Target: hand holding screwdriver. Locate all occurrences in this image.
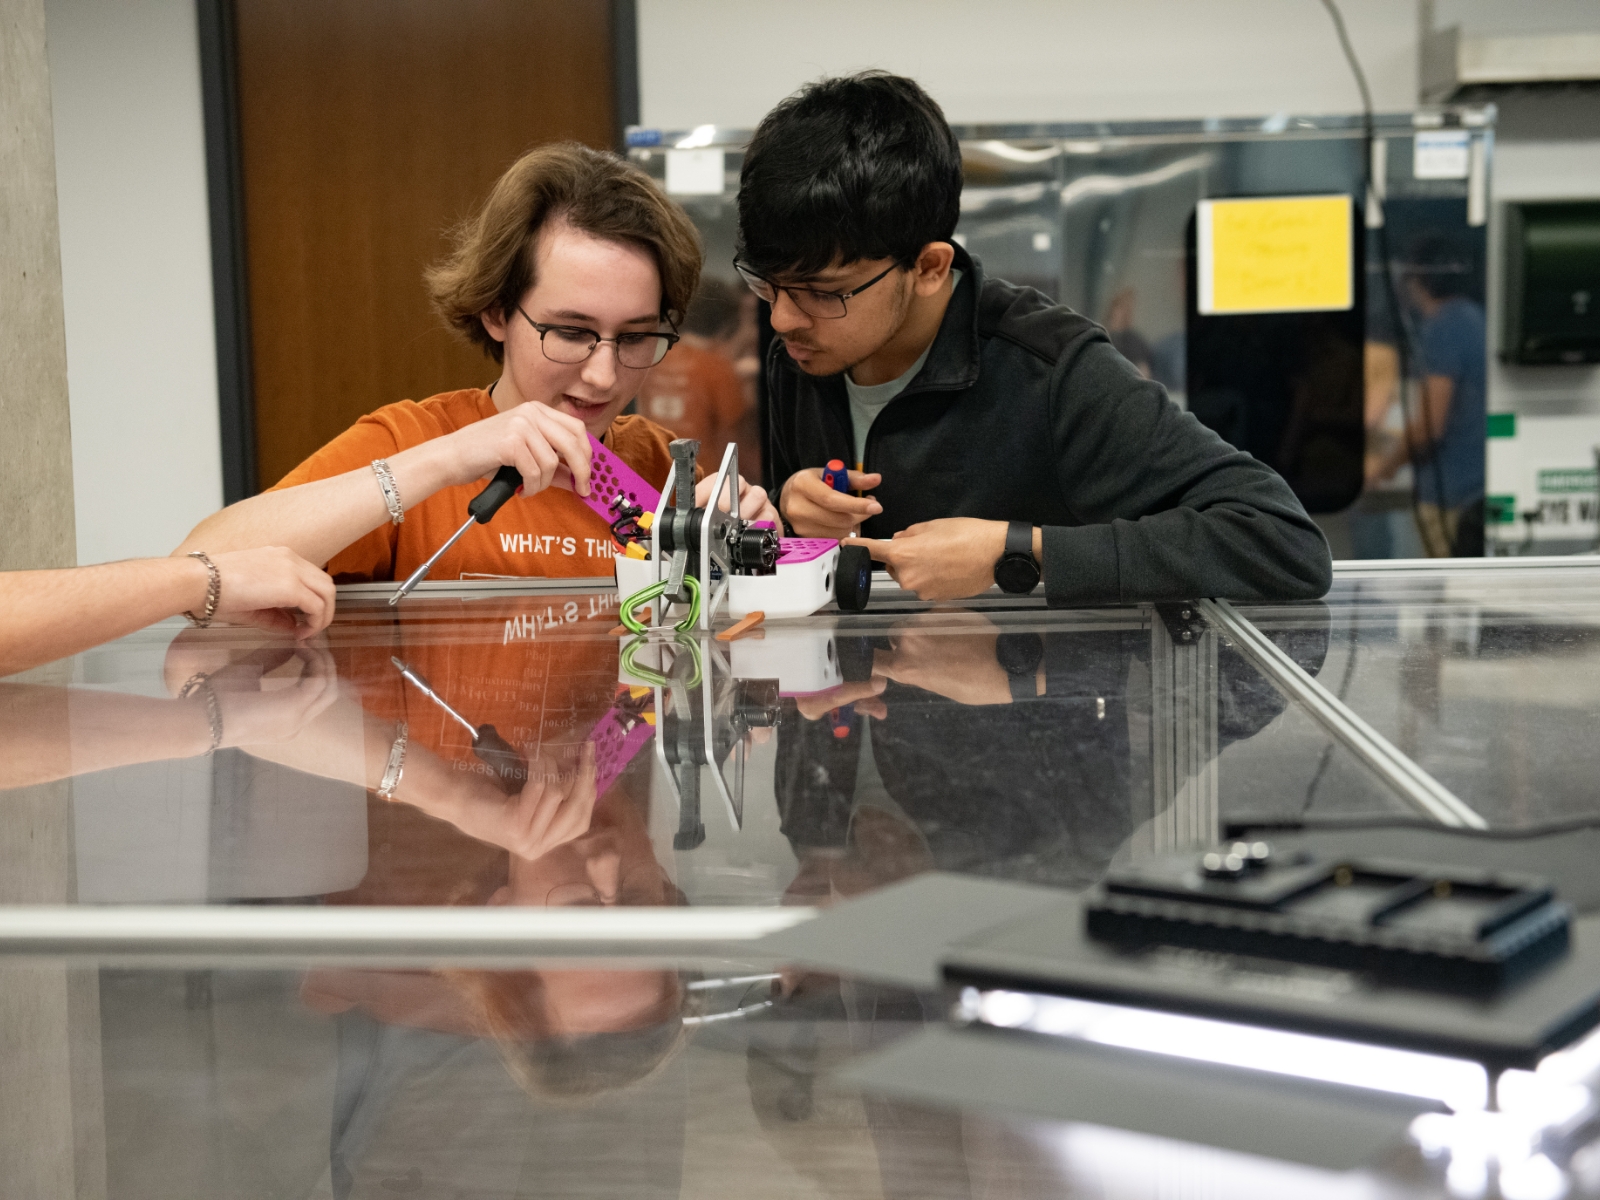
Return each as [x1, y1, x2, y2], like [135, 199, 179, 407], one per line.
[390, 465, 524, 604]
[389, 403, 596, 603]
[779, 466, 883, 540]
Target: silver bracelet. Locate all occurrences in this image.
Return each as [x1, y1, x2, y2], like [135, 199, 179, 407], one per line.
[178, 672, 224, 753]
[377, 721, 408, 800]
[184, 551, 221, 627]
[372, 459, 405, 525]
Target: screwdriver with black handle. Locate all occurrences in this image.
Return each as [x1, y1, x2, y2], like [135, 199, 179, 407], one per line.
[391, 657, 529, 794]
[389, 465, 522, 605]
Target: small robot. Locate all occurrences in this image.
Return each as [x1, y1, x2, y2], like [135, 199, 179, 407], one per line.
[581, 436, 873, 628]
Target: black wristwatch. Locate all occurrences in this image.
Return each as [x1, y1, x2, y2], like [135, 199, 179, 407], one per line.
[996, 631, 1045, 702]
[993, 521, 1041, 595]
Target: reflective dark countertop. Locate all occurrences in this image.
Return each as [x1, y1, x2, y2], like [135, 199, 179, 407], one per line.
[6, 561, 1600, 1199]
[0, 581, 1417, 911]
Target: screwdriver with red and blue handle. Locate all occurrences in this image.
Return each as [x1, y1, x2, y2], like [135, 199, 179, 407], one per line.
[821, 458, 852, 495]
[389, 465, 523, 605]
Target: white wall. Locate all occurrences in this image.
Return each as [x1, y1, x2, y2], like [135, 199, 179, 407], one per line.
[45, 0, 222, 565]
[638, 0, 1420, 130]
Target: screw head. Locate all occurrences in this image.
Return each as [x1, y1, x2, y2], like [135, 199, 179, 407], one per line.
[1201, 850, 1248, 879]
[1227, 840, 1272, 867]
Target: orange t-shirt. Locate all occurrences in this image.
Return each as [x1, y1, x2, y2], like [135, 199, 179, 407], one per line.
[633, 343, 746, 457]
[269, 388, 686, 584]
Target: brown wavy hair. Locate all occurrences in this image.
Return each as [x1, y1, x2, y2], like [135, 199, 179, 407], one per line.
[426, 142, 703, 363]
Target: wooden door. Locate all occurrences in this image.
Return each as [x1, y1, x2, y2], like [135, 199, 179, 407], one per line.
[235, 0, 615, 489]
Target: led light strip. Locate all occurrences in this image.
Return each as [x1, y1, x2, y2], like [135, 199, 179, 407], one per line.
[961, 986, 1490, 1111]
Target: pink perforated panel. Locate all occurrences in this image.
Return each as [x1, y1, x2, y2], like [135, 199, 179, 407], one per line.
[775, 538, 835, 564]
[586, 692, 656, 798]
[572, 434, 838, 563]
[579, 434, 656, 528]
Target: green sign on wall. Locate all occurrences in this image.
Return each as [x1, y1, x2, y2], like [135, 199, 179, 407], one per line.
[1538, 468, 1600, 494]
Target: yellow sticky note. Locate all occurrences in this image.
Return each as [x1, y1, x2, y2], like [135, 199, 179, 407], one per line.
[1198, 195, 1353, 315]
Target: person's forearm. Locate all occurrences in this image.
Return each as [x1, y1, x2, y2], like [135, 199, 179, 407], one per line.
[1045, 343, 1331, 605]
[241, 697, 506, 819]
[1040, 499, 1330, 605]
[1393, 377, 1454, 467]
[0, 558, 213, 677]
[0, 685, 213, 788]
[174, 441, 461, 566]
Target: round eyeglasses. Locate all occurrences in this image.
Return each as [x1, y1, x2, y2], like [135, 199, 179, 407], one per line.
[517, 306, 679, 368]
[732, 258, 898, 320]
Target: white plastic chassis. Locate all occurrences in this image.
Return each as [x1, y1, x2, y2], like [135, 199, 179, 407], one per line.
[612, 443, 841, 626]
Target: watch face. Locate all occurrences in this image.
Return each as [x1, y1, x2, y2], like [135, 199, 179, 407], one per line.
[995, 553, 1040, 594]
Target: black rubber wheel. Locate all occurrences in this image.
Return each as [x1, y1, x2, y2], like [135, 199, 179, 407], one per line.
[834, 544, 872, 613]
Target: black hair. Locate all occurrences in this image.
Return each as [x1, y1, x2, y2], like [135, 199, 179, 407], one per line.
[737, 71, 963, 279]
[1406, 233, 1472, 300]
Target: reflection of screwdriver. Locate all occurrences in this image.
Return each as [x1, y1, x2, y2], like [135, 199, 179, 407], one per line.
[827, 703, 855, 740]
[389, 465, 523, 605]
[391, 656, 529, 793]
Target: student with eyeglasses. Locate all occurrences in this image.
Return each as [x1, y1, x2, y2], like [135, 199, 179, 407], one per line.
[740, 73, 1332, 605]
[179, 143, 776, 586]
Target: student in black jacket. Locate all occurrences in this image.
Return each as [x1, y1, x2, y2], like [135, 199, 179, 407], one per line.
[734, 72, 1332, 605]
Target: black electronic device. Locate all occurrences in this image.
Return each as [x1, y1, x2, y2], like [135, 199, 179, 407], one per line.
[993, 522, 1042, 595]
[1087, 842, 1570, 995]
[1502, 201, 1600, 365]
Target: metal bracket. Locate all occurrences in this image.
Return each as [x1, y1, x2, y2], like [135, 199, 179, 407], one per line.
[1154, 601, 1209, 645]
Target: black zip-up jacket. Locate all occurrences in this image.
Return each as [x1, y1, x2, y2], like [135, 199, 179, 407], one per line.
[765, 247, 1333, 605]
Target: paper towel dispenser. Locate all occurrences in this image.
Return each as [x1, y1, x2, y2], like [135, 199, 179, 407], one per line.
[1502, 201, 1600, 365]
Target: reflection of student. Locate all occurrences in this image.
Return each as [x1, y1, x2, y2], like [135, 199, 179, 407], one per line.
[0, 640, 338, 791]
[633, 277, 756, 473]
[284, 620, 689, 1199]
[774, 612, 1328, 894]
[155, 615, 691, 1192]
[308, 829, 688, 1200]
[1367, 237, 1487, 556]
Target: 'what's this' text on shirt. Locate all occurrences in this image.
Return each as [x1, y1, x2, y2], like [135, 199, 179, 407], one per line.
[268, 388, 688, 584]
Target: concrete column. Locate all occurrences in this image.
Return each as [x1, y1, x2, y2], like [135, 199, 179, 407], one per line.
[0, 774, 108, 1200]
[1, 0, 76, 572]
[0, 7, 103, 1198]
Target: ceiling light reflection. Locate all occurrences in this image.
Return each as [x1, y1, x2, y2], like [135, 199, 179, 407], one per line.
[674, 125, 716, 150]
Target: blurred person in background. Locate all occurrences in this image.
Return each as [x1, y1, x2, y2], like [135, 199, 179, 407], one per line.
[1366, 235, 1487, 557]
[633, 276, 761, 477]
[1102, 286, 1154, 379]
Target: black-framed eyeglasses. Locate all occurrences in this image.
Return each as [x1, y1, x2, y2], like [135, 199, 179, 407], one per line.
[517, 306, 679, 368]
[732, 257, 898, 319]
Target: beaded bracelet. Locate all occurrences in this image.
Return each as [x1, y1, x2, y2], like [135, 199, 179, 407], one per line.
[184, 551, 221, 628]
